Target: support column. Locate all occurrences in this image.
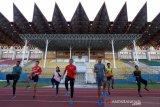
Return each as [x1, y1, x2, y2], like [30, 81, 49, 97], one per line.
[131, 49, 135, 61]
[43, 39, 49, 68]
[56, 51, 57, 62]
[27, 50, 31, 62]
[70, 47, 72, 59]
[111, 40, 116, 68]
[12, 49, 17, 60]
[22, 39, 28, 66]
[88, 47, 90, 63]
[133, 40, 139, 62]
[42, 51, 44, 60]
[146, 49, 151, 61]
[0, 49, 3, 59]
[117, 52, 120, 60]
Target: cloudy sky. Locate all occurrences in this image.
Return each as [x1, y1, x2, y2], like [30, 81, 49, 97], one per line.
[0, 0, 159, 22]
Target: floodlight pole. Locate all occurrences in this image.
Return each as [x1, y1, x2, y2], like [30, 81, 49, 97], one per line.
[43, 39, 49, 68]
[22, 39, 28, 66]
[133, 39, 139, 63]
[111, 39, 116, 68]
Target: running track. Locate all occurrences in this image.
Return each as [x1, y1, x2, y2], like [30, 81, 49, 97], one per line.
[0, 87, 160, 107]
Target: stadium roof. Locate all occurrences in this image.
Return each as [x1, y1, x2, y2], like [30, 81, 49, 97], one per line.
[20, 34, 140, 51]
[0, 3, 160, 51]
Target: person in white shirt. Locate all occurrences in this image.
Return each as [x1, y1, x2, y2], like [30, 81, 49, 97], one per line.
[51, 66, 61, 96]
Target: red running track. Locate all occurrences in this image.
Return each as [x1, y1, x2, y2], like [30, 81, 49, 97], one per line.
[0, 87, 160, 107]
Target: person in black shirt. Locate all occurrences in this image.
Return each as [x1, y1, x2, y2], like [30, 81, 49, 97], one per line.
[133, 65, 149, 97]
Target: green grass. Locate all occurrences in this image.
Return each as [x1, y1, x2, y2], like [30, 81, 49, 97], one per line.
[113, 84, 160, 88]
[0, 81, 160, 89]
[139, 59, 160, 66]
[0, 81, 51, 87]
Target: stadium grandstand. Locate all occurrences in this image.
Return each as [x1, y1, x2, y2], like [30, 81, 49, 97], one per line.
[0, 2, 160, 84]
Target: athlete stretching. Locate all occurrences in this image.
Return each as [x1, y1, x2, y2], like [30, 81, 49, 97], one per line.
[26, 61, 42, 99]
[94, 57, 107, 106]
[63, 59, 76, 104]
[4, 61, 22, 99]
[105, 63, 114, 95]
[133, 65, 149, 97]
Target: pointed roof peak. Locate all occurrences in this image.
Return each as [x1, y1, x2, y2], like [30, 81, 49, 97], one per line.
[13, 3, 16, 7]
[93, 2, 109, 22]
[55, 2, 58, 7]
[78, 2, 82, 5]
[102, 2, 106, 7]
[13, 3, 20, 12]
[71, 2, 88, 21]
[77, 2, 83, 9]
[52, 2, 67, 22]
[124, 2, 127, 5]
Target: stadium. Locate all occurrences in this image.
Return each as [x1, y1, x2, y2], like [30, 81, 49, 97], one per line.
[0, 0, 160, 107]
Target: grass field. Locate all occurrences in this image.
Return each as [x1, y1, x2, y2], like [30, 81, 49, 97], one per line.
[0, 81, 160, 88]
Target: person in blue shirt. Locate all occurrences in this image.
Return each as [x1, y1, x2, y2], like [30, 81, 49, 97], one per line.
[4, 61, 22, 99]
[94, 57, 107, 106]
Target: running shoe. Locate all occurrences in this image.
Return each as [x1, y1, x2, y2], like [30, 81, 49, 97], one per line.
[65, 91, 69, 96]
[4, 83, 10, 88]
[10, 95, 16, 100]
[111, 86, 114, 89]
[98, 99, 103, 106]
[26, 85, 31, 89]
[69, 98, 74, 104]
[144, 88, 149, 91]
[102, 91, 107, 98]
[33, 96, 36, 99]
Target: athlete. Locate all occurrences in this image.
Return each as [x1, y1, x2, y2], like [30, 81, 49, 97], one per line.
[26, 61, 42, 99]
[94, 57, 107, 106]
[4, 61, 22, 99]
[133, 65, 149, 97]
[62, 59, 76, 104]
[51, 66, 61, 96]
[105, 63, 114, 95]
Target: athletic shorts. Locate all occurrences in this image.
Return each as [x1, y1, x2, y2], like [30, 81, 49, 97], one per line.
[107, 76, 113, 81]
[7, 74, 20, 81]
[51, 78, 60, 84]
[31, 75, 39, 82]
[96, 76, 106, 88]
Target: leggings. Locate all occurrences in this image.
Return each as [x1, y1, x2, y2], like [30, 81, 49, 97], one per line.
[136, 78, 147, 92]
[65, 76, 75, 98]
[6, 74, 19, 95]
[51, 78, 60, 95]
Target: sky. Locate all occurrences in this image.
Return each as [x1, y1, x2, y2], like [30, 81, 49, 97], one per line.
[0, 0, 159, 22]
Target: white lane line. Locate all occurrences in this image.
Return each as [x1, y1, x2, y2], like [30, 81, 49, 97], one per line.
[0, 100, 159, 105]
[0, 90, 159, 94]
[0, 100, 97, 103]
[1, 88, 160, 91]
[0, 94, 160, 98]
[142, 102, 160, 105]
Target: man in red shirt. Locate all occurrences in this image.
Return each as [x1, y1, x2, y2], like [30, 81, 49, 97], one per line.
[26, 61, 42, 99]
[63, 59, 76, 104]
